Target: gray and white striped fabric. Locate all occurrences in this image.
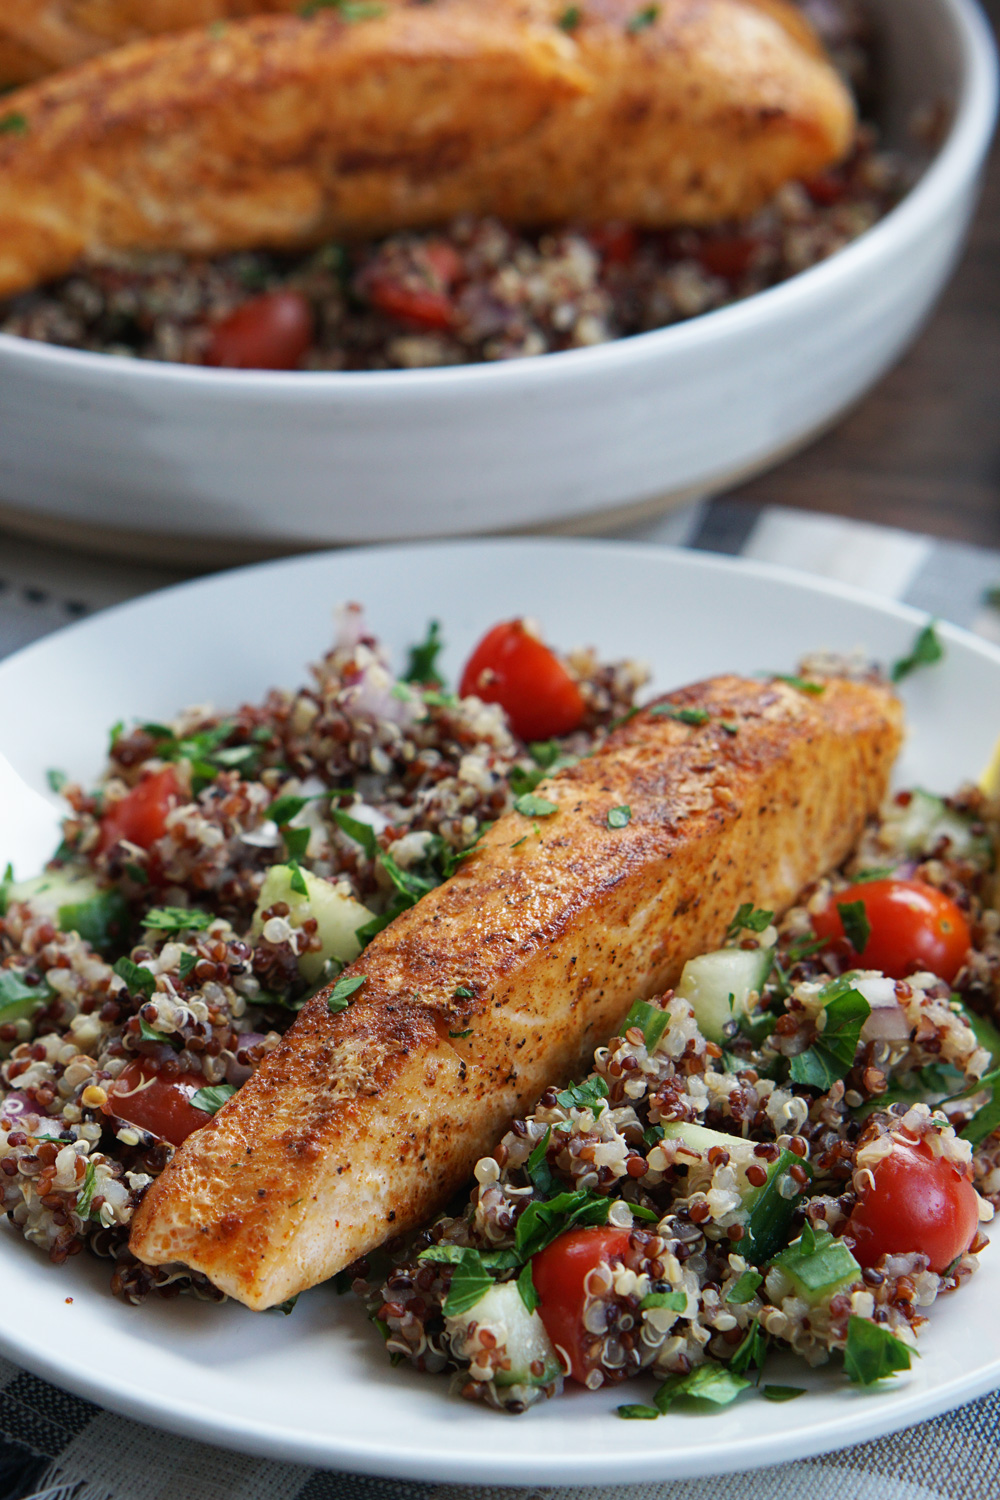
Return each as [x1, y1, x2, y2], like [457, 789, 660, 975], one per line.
[2, 500, 1000, 1500]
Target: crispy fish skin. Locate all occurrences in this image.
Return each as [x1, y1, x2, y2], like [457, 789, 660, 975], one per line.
[129, 674, 901, 1310]
[0, 0, 855, 298]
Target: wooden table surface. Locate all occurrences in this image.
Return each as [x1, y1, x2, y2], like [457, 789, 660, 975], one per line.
[729, 0, 1000, 549]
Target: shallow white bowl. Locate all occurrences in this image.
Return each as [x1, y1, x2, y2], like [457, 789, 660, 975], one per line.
[0, 0, 995, 557]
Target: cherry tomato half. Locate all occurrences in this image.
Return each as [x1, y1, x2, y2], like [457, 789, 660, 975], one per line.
[367, 277, 455, 331]
[696, 236, 760, 280]
[587, 224, 639, 266]
[458, 620, 585, 741]
[812, 878, 971, 983]
[204, 291, 313, 370]
[531, 1227, 631, 1383]
[846, 1135, 979, 1273]
[103, 1060, 213, 1148]
[98, 766, 181, 854]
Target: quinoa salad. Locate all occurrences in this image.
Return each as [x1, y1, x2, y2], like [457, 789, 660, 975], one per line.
[0, 0, 916, 371]
[2, 611, 998, 1421]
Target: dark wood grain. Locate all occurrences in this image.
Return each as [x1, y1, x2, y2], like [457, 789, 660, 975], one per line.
[728, 0, 1000, 547]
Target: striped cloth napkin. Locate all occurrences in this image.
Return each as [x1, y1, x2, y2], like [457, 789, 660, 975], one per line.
[2, 500, 1000, 1500]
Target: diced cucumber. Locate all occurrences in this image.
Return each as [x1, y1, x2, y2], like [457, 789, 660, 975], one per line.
[252, 865, 376, 982]
[445, 1281, 562, 1388]
[661, 1121, 811, 1265]
[893, 789, 992, 864]
[675, 946, 774, 1044]
[5, 867, 102, 919]
[2, 867, 127, 957]
[772, 1228, 860, 1303]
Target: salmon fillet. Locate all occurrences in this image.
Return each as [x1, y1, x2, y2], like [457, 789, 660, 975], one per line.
[0, 0, 855, 298]
[129, 673, 902, 1310]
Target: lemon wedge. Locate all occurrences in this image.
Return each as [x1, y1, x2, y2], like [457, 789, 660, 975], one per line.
[979, 732, 1000, 796]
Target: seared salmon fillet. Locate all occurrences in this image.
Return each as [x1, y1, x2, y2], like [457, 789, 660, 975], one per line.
[0, 0, 855, 298]
[129, 673, 901, 1309]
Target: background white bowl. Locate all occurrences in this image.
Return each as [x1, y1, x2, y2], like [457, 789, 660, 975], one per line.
[0, 0, 995, 559]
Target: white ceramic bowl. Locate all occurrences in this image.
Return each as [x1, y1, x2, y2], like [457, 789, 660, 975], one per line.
[0, 0, 995, 559]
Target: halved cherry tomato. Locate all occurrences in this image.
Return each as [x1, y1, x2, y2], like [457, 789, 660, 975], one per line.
[103, 1061, 213, 1148]
[458, 620, 585, 741]
[204, 291, 313, 370]
[98, 767, 181, 854]
[367, 277, 455, 331]
[812, 878, 971, 983]
[846, 1134, 979, 1273]
[696, 236, 760, 280]
[803, 172, 848, 206]
[531, 1227, 632, 1383]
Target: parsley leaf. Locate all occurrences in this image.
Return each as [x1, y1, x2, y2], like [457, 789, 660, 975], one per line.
[626, 3, 659, 30]
[789, 978, 870, 1090]
[514, 1189, 611, 1260]
[768, 674, 825, 695]
[113, 956, 156, 998]
[190, 1083, 236, 1115]
[288, 862, 308, 897]
[607, 805, 631, 830]
[650, 703, 709, 725]
[143, 906, 212, 933]
[453, 985, 473, 999]
[891, 621, 944, 684]
[655, 1362, 750, 1409]
[640, 1290, 685, 1312]
[617, 1403, 660, 1419]
[555, 1075, 609, 1112]
[332, 807, 379, 859]
[516, 1260, 541, 1314]
[726, 1269, 763, 1304]
[449, 1028, 472, 1039]
[513, 793, 558, 818]
[283, 825, 310, 862]
[76, 1161, 99, 1219]
[0, 112, 28, 135]
[726, 903, 774, 940]
[46, 769, 67, 793]
[729, 1319, 769, 1377]
[404, 619, 444, 685]
[328, 974, 366, 1013]
[558, 3, 581, 26]
[843, 1316, 914, 1384]
[851, 866, 897, 884]
[441, 1248, 494, 1316]
[837, 899, 871, 955]
[762, 1385, 806, 1402]
[178, 953, 198, 982]
[268, 794, 312, 827]
[525, 1126, 555, 1194]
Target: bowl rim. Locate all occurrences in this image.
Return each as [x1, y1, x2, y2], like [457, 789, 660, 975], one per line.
[0, 0, 995, 396]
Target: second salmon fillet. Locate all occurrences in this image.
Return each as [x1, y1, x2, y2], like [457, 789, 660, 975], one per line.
[129, 672, 902, 1309]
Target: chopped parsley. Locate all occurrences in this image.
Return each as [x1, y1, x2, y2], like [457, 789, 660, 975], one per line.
[0, 112, 28, 135]
[453, 985, 473, 999]
[607, 804, 631, 830]
[789, 977, 870, 1090]
[891, 620, 944, 683]
[729, 1319, 769, 1377]
[617, 1403, 660, 1419]
[143, 906, 213, 933]
[178, 953, 198, 982]
[768, 673, 825, 695]
[516, 1260, 541, 1314]
[851, 866, 897, 883]
[301, 0, 386, 16]
[46, 769, 67, 793]
[514, 1189, 611, 1260]
[403, 620, 444, 684]
[558, 4, 582, 26]
[555, 1075, 609, 1112]
[268, 794, 312, 827]
[328, 974, 366, 1013]
[190, 1083, 237, 1115]
[639, 1290, 685, 1312]
[726, 1269, 763, 1304]
[525, 1126, 555, 1195]
[513, 793, 559, 818]
[626, 3, 659, 30]
[651, 703, 709, 725]
[837, 899, 871, 955]
[332, 807, 379, 859]
[762, 1385, 806, 1402]
[76, 1161, 99, 1220]
[112, 956, 156, 999]
[655, 1361, 750, 1409]
[726, 903, 774, 940]
[449, 1028, 472, 1039]
[843, 1316, 914, 1385]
